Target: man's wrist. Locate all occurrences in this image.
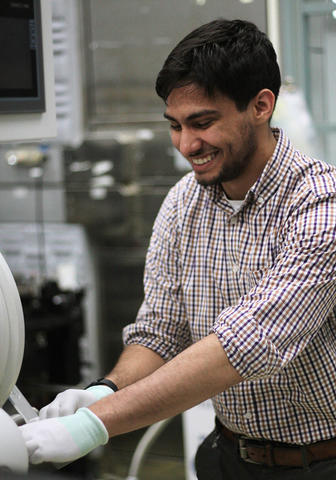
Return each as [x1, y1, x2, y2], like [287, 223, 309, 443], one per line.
[86, 384, 114, 401]
[85, 377, 119, 392]
[58, 408, 108, 456]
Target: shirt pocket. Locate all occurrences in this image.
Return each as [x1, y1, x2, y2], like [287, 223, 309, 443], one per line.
[238, 236, 277, 284]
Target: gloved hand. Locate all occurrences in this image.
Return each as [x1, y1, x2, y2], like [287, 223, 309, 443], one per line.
[19, 407, 108, 464]
[39, 385, 113, 419]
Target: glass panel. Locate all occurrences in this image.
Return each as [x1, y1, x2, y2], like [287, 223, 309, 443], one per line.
[325, 131, 336, 164]
[307, 14, 325, 122]
[305, 4, 336, 164]
[83, 0, 267, 126]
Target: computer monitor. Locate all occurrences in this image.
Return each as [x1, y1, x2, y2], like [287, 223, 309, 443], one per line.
[0, 0, 45, 114]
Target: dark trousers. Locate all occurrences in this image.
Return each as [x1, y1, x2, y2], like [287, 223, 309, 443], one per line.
[195, 427, 336, 480]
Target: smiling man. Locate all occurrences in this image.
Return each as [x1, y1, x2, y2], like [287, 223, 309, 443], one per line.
[163, 84, 276, 197]
[20, 19, 336, 480]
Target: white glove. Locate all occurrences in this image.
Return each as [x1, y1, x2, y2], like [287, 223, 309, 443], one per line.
[19, 407, 108, 465]
[39, 385, 113, 419]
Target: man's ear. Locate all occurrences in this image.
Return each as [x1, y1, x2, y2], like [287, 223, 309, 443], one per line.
[252, 89, 276, 124]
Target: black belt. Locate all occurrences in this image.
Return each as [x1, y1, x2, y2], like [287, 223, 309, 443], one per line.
[218, 422, 336, 468]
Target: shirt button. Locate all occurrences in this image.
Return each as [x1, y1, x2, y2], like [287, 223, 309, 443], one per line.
[256, 196, 264, 205]
[244, 411, 253, 420]
[230, 216, 238, 224]
[232, 263, 239, 273]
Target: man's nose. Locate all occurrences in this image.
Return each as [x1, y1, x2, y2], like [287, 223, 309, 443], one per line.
[178, 129, 202, 158]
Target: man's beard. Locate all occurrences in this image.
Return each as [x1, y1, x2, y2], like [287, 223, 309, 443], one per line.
[196, 123, 258, 187]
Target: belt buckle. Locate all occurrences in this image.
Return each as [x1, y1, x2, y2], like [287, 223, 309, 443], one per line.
[238, 436, 261, 464]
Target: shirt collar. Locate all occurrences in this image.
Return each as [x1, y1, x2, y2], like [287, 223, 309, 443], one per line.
[248, 128, 293, 206]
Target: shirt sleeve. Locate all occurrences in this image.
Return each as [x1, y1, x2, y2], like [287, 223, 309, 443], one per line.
[123, 185, 192, 361]
[213, 192, 336, 380]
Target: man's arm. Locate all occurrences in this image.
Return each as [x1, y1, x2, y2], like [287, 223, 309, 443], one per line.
[20, 333, 242, 465]
[105, 344, 165, 389]
[90, 333, 242, 437]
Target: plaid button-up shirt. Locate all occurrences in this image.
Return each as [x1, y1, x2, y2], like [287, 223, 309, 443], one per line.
[123, 128, 336, 444]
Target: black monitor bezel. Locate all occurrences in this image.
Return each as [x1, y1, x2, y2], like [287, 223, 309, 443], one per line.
[0, 0, 45, 114]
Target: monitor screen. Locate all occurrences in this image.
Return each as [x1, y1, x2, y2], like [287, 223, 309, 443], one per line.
[0, 0, 45, 114]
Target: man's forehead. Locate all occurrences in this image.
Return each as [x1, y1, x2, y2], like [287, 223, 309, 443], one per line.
[166, 84, 213, 105]
[165, 85, 230, 120]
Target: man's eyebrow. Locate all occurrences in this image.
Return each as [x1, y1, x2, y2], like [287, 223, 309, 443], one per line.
[163, 112, 176, 122]
[163, 109, 219, 122]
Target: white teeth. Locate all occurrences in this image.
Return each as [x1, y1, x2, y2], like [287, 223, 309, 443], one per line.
[192, 153, 215, 165]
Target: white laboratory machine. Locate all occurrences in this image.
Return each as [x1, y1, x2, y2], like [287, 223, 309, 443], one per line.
[0, 252, 31, 474]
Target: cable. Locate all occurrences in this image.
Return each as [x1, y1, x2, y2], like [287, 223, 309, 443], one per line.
[126, 418, 173, 480]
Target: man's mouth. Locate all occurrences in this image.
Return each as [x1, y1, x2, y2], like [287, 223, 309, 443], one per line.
[191, 151, 217, 166]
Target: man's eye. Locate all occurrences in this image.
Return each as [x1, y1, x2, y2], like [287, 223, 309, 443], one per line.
[195, 121, 211, 129]
[170, 124, 181, 131]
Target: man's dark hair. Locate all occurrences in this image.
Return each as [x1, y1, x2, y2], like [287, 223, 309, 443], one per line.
[155, 18, 281, 111]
